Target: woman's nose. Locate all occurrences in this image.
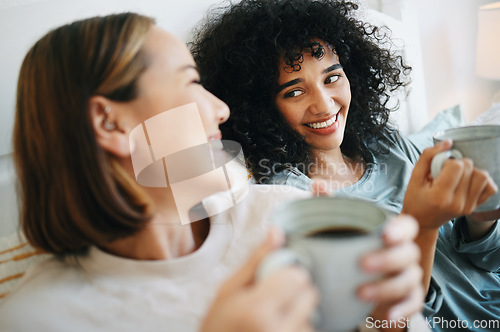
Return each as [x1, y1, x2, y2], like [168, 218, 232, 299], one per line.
[212, 93, 230, 124]
[309, 88, 333, 115]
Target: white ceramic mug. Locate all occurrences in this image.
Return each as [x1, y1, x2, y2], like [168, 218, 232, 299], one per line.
[257, 197, 390, 332]
[431, 125, 500, 212]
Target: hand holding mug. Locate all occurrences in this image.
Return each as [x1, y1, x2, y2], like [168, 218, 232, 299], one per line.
[430, 125, 500, 212]
[257, 197, 423, 332]
[428, 125, 500, 241]
[201, 228, 318, 332]
[402, 138, 497, 230]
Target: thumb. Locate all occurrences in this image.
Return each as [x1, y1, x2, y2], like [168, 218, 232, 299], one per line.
[411, 139, 452, 182]
[219, 227, 285, 296]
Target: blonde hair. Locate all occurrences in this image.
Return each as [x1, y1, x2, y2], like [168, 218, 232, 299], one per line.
[14, 13, 155, 254]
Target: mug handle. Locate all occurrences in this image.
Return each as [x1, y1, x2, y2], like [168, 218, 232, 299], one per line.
[430, 149, 463, 179]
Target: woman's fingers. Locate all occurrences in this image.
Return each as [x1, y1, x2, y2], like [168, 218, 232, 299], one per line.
[411, 139, 452, 183]
[255, 267, 318, 332]
[278, 273, 319, 332]
[474, 169, 498, 206]
[387, 285, 425, 321]
[372, 283, 425, 322]
[382, 214, 419, 246]
[460, 167, 497, 213]
[256, 267, 313, 309]
[433, 158, 466, 197]
[358, 264, 422, 303]
[358, 213, 423, 325]
[360, 242, 420, 275]
[436, 159, 497, 216]
[451, 157, 474, 201]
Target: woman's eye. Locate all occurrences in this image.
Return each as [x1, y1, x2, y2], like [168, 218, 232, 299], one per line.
[284, 90, 304, 98]
[325, 75, 340, 84]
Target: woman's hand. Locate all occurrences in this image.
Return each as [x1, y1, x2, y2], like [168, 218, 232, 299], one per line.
[200, 228, 318, 332]
[402, 140, 498, 230]
[402, 140, 497, 296]
[358, 214, 423, 332]
[311, 180, 423, 331]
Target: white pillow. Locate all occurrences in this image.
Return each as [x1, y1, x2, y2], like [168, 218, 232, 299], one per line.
[471, 104, 500, 125]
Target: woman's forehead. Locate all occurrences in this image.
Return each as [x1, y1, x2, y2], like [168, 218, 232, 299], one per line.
[142, 26, 195, 72]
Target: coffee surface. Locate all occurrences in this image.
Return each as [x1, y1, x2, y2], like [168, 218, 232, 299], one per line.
[307, 227, 367, 238]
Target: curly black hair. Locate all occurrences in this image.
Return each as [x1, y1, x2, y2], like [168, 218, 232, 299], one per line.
[190, 0, 411, 183]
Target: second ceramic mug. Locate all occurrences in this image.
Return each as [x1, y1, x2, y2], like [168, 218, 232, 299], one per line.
[431, 125, 500, 212]
[257, 196, 390, 332]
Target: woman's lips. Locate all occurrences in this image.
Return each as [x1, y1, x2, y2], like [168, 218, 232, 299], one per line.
[208, 132, 222, 141]
[303, 112, 340, 135]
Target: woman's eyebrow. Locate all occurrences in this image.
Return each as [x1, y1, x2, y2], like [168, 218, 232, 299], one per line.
[277, 78, 303, 93]
[276, 63, 342, 93]
[178, 64, 199, 73]
[322, 63, 342, 74]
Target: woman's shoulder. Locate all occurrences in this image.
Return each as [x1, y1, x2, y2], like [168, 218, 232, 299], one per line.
[0, 257, 79, 327]
[2, 256, 81, 296]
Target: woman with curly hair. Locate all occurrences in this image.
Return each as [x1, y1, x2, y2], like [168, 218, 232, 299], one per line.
[191, 0, 500, 330]
[192, 0, 409, 188]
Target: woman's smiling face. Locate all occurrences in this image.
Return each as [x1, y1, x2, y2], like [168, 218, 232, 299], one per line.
[274, 40, 351, 154]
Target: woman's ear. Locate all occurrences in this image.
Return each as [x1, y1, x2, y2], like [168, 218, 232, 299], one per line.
[88, 96, 131, 157]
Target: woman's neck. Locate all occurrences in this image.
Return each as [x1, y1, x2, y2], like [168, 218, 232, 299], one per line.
[308, 148, 365, 190]
[101, 186, 209, 261]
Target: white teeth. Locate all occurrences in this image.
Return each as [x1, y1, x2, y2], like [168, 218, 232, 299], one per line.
[307, 114, 337, 129]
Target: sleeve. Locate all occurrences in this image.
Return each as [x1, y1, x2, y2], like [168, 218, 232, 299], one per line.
[451, 217, 500, 272]
[422, 277, 444, 317]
